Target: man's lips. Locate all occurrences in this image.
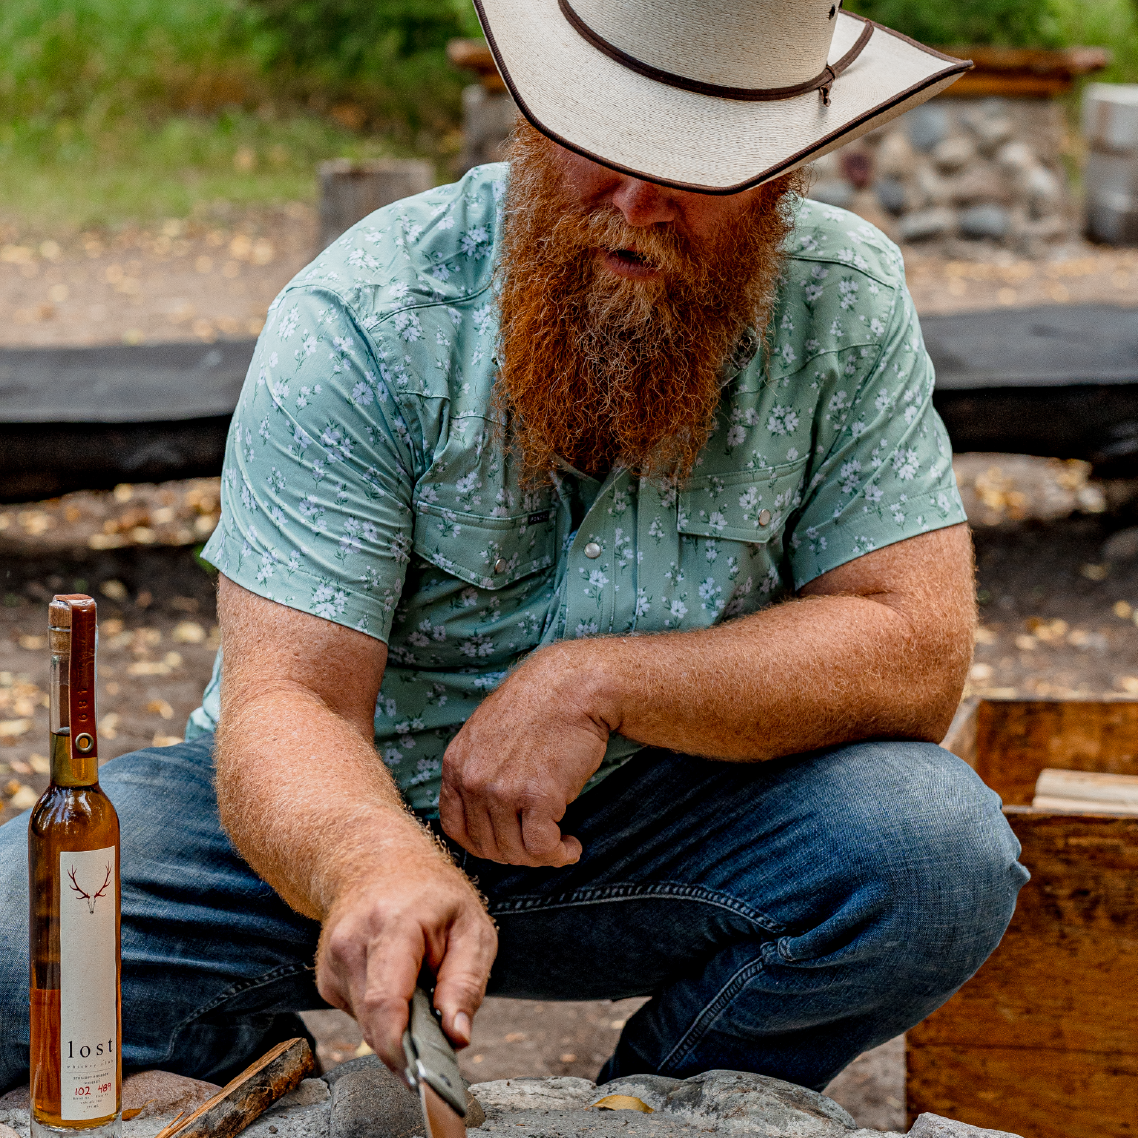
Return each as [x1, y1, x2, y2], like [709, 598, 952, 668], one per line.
[599, 246, 661, 279]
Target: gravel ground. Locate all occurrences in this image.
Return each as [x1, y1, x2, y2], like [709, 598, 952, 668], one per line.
[0, 205, 315, 349]
[1, 203, 1136, 351]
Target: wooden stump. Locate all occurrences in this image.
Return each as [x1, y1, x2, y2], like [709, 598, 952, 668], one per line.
[317, 159, 434, 253]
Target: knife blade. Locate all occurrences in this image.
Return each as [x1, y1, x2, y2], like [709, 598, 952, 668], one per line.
[402, 987, 467, 1138]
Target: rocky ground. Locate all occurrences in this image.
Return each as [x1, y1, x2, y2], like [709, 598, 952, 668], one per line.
[0, 1058, 1016, 1138]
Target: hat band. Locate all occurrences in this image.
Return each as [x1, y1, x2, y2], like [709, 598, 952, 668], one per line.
[559, 0, 874, 106]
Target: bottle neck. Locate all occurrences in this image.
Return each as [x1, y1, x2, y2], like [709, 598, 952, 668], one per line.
[49, 595, 101, 789]
[50, 729, 98, 788]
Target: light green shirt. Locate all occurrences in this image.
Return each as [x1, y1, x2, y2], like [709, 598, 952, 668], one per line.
[188, 163, 965, 814]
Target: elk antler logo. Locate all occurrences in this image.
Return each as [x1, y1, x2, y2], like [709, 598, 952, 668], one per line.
[68, 864, 112, 914]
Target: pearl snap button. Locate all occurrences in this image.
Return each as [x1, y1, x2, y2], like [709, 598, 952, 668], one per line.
[758, 509, 772, 527]
[584, 541, 602, 559]
[493, 557, 508, 574]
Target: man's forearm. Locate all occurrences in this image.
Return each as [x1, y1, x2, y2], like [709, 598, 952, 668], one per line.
[567, 589, 968, 763]
[215, 685, 441, 920]
[555, 525, 977, 763]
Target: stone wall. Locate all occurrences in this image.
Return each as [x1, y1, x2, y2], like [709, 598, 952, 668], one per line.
[809, 98, 1077, 255]
[457, 87, 1079, 257]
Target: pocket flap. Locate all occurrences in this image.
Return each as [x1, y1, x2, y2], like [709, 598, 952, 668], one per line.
[412, 502, 557, 590]
[678, 462, 807, 543]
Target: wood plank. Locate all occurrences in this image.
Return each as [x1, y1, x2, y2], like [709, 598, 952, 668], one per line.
[942, 697, 979, 769]
[153, 1038, 313, 1138]
[975, 700, 1138, 804]
[906, 1044, 1138, 1138]
[909, 812, 1138, 1052]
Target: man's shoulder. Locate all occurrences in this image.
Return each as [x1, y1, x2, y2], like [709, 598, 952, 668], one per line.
[763, 198, 910, 380]
[782, 197, 907, 293]
[275, 162, 508, 328]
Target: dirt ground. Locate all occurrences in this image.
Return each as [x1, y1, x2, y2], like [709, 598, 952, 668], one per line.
[2, 203, 1138, 350]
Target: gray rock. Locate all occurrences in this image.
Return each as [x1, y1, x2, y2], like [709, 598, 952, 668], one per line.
[1103, 526, 1138, 561]
[809, 180, 854, 209]
[470, 1077, 597, 1115]
[876, 131, 915, 180]
[995, 141, 1036, 174]
[908, 1113, 1021, 1137]
[328, 1059, 424, 1138]
[946, 164, 1010, 207]
[271, 1079, 331, 1110]
[906, 105, 950, 152]
[932, 137, 976, 174]
[898, 207, 956, 242]
[959, 205, 1011, 240]
[875, 178, 907, 215]
[605, 1069, 858, 1137]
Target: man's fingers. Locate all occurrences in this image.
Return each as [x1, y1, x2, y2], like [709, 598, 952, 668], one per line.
[520, 808, 581, 867]
[433, 912, 498, 1047]
[438, 779, 471, 849]
[353, 922, 425, 1069]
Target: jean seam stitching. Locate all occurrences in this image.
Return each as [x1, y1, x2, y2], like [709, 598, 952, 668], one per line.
[487, 881, 785, 935]
[657, 953, 767, 1073]
[161, 961, 315, 1062]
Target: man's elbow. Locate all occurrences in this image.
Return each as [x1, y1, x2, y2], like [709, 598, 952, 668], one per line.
[905, 627, 972, 743]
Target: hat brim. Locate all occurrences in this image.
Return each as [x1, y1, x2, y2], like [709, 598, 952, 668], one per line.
[473, 1, 970, 194]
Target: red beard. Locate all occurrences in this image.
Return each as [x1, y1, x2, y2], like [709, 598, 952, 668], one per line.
[494, 122, 807, 482]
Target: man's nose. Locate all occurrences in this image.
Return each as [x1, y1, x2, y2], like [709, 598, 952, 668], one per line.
[610, 178, 679, 227]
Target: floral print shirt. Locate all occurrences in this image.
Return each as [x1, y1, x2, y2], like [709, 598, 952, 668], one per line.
[187, 163, 966, 814]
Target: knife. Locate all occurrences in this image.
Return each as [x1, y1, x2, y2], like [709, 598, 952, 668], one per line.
[402, 987, 467, 1138]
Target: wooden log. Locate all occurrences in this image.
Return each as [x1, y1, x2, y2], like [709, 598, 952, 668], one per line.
[153, 1038, 314, 1138]
[1033, 767, 1138, 813]
[317, 159, 434, 254]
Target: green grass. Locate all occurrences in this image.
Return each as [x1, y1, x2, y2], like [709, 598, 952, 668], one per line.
[0, 0, 1135, 232]
[0, 110, 424, 231]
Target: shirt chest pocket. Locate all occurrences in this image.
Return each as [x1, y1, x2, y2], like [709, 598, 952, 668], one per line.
[677, 459, 808, 544]
[411, 501, 558, 590]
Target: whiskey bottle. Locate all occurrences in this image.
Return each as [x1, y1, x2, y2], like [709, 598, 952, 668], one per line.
[29, 595, 122, 1138]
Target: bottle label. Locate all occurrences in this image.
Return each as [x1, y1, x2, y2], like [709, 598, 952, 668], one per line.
[59, 847, 118, 1120]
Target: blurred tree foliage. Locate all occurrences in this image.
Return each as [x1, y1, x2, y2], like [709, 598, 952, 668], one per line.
[245, 0, 483, 132]
[842, 0, 1065, 47]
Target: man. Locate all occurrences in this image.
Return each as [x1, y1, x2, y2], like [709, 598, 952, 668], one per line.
[0, 0, 1027, 1098]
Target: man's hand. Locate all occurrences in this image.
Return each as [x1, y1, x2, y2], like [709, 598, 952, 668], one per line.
[440, 645, 610, 866]
[315, 850, 497, 1070]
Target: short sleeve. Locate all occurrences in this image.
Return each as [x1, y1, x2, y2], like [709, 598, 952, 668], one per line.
[201, 287, 418, 642]
[786, 287, 966, 588]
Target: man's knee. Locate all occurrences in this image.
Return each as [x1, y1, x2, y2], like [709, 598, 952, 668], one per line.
[0, 812, 32, 1091]
[823, 740, 1028, 963]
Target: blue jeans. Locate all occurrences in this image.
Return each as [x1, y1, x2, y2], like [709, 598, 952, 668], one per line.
[0, 734, 1027, 1094]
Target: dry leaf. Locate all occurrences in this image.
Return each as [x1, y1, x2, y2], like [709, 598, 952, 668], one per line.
[593, 1095, 653, 1113]
[9, 785, 38, 810]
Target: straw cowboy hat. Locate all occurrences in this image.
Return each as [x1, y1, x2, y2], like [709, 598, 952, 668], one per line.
[472, 0, 971, 193]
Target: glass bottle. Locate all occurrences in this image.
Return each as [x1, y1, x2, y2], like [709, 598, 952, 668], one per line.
[29, 595, 122, 1138]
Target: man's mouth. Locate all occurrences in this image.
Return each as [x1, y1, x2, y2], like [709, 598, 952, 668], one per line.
[599, 246, 661, 279]
[611, 247, 649, 267]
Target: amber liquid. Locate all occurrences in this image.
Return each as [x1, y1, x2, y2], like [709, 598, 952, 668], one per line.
[29, 731, 122, 1130]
